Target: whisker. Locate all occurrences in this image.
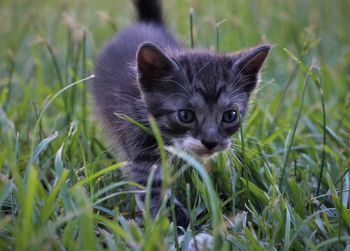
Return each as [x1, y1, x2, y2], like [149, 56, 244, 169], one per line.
[173, 57, 196, 98]
[161, 79, 192, 99]
[229, 50, 267, 91]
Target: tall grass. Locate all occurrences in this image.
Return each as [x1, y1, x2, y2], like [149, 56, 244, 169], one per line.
[1, 0, 350, 250]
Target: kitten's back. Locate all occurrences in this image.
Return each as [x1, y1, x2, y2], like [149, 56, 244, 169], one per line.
[92, 0, 180, 158]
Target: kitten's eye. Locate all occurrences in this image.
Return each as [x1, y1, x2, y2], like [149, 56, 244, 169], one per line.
[178, 110, 195, 123]
[222, 110, 237, 123]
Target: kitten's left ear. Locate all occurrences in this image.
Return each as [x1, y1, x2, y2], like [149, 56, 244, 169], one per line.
[235, 44, 271, 75]
[137, 42, 178, 91]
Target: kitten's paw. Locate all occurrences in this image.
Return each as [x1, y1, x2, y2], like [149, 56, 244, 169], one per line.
[177, 233, 214, 251]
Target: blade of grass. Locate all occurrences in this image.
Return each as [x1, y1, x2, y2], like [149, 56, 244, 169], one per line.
[185, 183, 198, 251]
[114, 112, 152, 135]
[40, 169, 70, 223]
[70, 162, 126, 191]
[189, 8, 194, 48]
[144, 166, 157, 235]
[215, 19, 227, 52]
[166, 147, 224, 241]
[16, 166, 38, 250]
[284, 205, 291, 251]
[283, 48, 327, 196]
[149, 116, 168, 190]
[34, 74, 94, 133]
[279, 73, 310, 186]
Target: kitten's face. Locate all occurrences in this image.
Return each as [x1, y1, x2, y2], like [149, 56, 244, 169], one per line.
[137, 43, 270, 157]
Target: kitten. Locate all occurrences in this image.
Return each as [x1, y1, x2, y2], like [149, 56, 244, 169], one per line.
[92, 0, 270, 228]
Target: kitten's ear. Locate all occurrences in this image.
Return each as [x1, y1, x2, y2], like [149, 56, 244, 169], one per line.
[137, 42, 177, 90]
[235, 44, 271, 75]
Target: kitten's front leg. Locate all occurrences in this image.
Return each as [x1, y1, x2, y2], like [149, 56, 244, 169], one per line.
[129, 161, 189, 228]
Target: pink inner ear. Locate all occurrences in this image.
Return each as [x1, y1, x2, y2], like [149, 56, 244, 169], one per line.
[246, 49, 270, 73]
[235, 45, 271, 74]
[137, 43, 168, 73]
[139, 47, 157, 66]
[137, 43, 176, 89]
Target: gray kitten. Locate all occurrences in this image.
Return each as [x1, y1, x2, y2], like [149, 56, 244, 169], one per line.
[92, 0, 270, 228]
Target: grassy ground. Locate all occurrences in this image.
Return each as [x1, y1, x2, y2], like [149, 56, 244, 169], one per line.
[1, 0, 350, 250]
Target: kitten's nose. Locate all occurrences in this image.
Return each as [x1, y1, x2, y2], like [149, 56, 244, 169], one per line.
[201, 140, 218, 150]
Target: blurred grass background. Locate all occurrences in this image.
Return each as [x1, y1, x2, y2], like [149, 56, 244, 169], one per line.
[1, 0, 350, 250]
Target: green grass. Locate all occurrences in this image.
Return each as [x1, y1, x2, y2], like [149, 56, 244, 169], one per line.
[1, 0, 350, 250]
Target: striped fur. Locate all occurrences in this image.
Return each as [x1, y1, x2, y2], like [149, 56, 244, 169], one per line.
[92, 0, 270, 229]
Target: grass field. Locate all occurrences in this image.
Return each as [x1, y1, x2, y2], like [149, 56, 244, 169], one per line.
[1, 0, 350, 250]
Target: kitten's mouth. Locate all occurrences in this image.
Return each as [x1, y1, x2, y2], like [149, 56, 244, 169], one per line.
[173, 137, 231, 159]
[191, 147, 227, 158]
[192, 149, 218, 158]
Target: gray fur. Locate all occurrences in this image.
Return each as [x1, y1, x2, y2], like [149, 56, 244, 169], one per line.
[92, 0, 270, 228]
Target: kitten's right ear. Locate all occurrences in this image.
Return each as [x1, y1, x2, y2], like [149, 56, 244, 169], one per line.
[137, 42, 177, 90]
[234, 44, 271, 75]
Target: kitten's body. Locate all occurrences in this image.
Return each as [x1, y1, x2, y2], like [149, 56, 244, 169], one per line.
[94, 23, 180, 159]
[93, 0, 270, 228]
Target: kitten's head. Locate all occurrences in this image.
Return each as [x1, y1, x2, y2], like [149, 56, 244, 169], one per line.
[136, 42, 270, 157]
